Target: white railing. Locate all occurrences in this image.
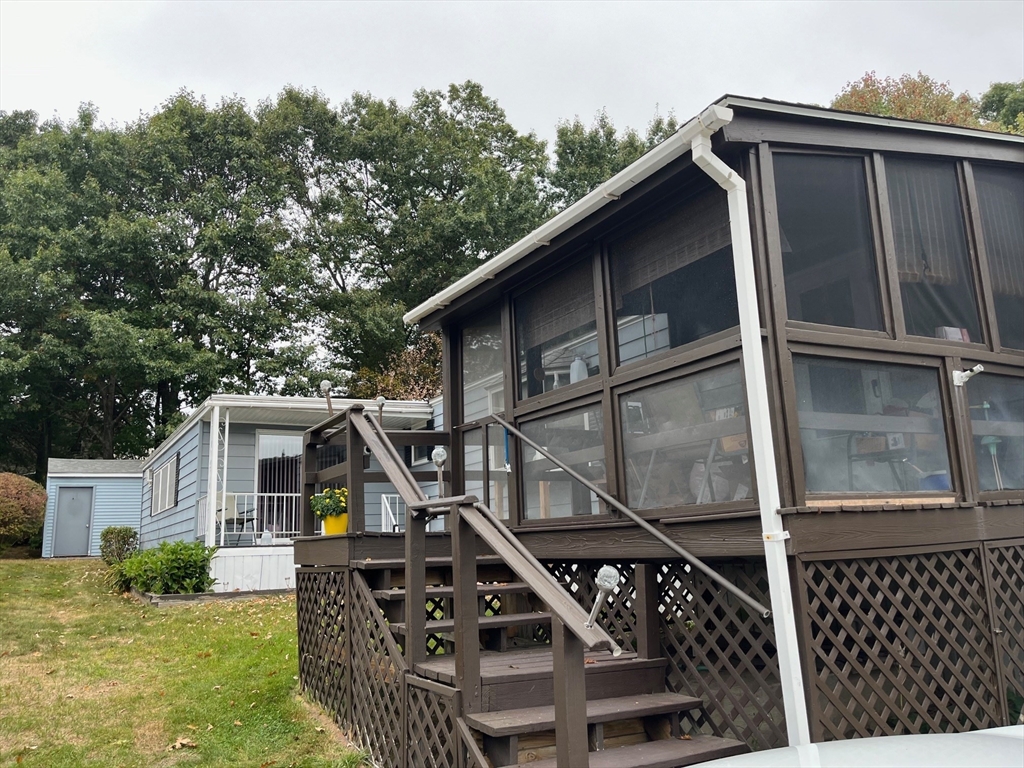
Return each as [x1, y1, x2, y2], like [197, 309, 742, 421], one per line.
[197, 493, 303, 546]
[381, 493, 406, 532]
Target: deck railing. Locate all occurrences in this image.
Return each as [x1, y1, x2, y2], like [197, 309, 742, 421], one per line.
[196, 492, 303, 545]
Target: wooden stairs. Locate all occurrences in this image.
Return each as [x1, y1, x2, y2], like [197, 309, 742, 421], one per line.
[358, 555, 749, 767]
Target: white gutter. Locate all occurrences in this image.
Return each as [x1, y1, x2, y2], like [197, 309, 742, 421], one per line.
[690, 107, 812, 746]
[403, 107, 732, 326]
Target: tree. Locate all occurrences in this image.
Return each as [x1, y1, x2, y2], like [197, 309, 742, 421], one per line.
[549, 109, 679, 209]
[831, 71, 985, 128]
[979, 80, 1024, 133]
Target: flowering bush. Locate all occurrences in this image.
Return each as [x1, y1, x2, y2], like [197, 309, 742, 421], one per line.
[310, 487, 348, 520]
[0, 472, 47, 553]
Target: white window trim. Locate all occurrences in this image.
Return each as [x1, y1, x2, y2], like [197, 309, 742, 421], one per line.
[151, 454, 178, 515]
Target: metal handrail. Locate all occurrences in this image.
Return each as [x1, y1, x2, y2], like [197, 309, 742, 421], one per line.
[492, 414, 772, 618]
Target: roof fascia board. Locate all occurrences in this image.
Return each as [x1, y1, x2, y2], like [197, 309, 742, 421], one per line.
[403, 104, 733, 326]
[48, 473, 143, 479]
[721, 96, 1024, 144]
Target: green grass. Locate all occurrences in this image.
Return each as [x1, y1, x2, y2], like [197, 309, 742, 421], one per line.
[0, 559, 364, 768]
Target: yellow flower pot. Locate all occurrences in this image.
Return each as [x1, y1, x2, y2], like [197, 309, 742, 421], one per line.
[323, 513, 349, 536]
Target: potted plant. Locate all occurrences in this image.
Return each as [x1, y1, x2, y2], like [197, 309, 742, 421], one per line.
[311, 487, 349, 535]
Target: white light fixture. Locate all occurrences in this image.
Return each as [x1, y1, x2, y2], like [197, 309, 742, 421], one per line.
[953, 364, 984, 387]
[585, 564, 621, 628]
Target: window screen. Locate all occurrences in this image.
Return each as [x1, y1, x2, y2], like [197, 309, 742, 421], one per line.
[462, 309, 505, 421]
[974, 165, 1024, 350]
[521, 404, 605, 519]
[610, 186, 738, 366]
[793, 356, 951, 494]
[516, 258, 599, 399]
[774, 154, 884, 331]
[886, 157, 981, 342]
[967, 373, 1024, 491]
[487, 423, 510, 519]
[620, 363, 753, 510]
[463, 428, 485, 501]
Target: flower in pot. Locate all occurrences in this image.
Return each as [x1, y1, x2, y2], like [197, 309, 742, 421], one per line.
[311, 487, 349, 535]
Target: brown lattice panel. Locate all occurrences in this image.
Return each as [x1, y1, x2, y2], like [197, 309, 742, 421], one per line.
[296, 569, 348, 724]
[985, 541, 1024, 723]
[406, 678, 460, 768]
[798, 547, 1003, 740]
[349, 570, 407, 767]
[545, 561, 638, 651]
[658, 560, 786, 750]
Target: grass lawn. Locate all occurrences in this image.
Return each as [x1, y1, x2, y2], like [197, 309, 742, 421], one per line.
[0, 558, 363, 768]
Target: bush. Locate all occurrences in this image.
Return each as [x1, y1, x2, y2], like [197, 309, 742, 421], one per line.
[99, 526, 138, 565]
[0, 473, 47, 552]
[109, 540, 217, 595]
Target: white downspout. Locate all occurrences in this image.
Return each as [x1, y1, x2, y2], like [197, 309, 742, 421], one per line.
[690, 106, 812, 747]
[219, 408, 231, 548]
[205, 405, 221, 547]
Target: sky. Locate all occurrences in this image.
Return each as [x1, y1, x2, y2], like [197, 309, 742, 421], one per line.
[1, 0, 1023, 145]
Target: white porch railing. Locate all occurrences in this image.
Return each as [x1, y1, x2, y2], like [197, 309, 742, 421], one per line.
[381, 493, 406, 532]
[196, 493, 303, 546]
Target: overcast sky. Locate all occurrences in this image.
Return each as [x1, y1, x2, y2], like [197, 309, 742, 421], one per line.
[2, 0, 1023, 145]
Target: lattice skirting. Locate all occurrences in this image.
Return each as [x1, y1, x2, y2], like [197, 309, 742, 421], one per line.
[296, 569, 349, 725]
[796, 539, 1024, 741]
[407, 678, 462, 768]
[545, 558, 786, 751]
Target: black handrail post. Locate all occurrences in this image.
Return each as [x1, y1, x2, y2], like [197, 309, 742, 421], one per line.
[346, 406, 366, 534]
[405, 507, 427, 670]
[452, 502, 481, 714]
[552, 617, 589, 767]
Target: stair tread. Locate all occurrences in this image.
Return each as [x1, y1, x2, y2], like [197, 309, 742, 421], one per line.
[351, 555, 504, 570]
[465, 692, 704, 736]
[372, 582, 531, 600]
[391, 611, 551, 635]
[520, 735, 749, 768]
[415, 647, 665, 686]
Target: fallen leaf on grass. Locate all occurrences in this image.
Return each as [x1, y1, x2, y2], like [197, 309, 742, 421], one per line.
[260, 761, 277, 768]
[233, 720, 243, 727]
[166, 737, 197, 751]
[207, 724, 214, 731]
[186, 725, 198, 730]
[249, 702, 256, 709]
[315, 726, 325, 733]
[229, 700, 236, 707]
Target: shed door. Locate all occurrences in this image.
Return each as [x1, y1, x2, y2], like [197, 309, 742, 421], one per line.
[54, 487, 93, 556]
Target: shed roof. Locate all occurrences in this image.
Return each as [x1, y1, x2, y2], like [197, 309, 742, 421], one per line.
[48, 459, 145, 477]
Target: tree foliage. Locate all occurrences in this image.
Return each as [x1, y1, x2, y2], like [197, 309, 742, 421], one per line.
[831, 71, 983, 128]
[0, 472, 46, 550]
[978, 80, 1024, 133]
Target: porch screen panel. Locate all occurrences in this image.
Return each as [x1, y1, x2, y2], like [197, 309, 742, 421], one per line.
[486, 423, 510, 519]
[974, 164, 1024, 350]
[619, 363, 753, 510]
[773, 153, 883, 331]
[609, 185, 738, 366]
[462, 308, 504, 422]
[967, 373, 1024, 491]
[516, 258, 599, 399]
[886, 157, 982, 342]
[463, 428, 485, 501]
[521, 404, 605, 519]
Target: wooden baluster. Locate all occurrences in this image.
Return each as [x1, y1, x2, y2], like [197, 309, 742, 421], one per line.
[346, 406, 365, 534]
[635, 563, 661, 659]
[405, 508, 427, 670]
[552, 616, 589, 767]
[452, 503, 481, 714]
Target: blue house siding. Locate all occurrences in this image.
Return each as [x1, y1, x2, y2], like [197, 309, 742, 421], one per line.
[43, 476, 143, 558]
[140, 421, 203, 548]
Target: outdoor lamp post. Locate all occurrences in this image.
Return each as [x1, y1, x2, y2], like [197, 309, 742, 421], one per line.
[585, 564, 620, 629]
[319, 379, 333, 415]
[431, 446, 448, 498]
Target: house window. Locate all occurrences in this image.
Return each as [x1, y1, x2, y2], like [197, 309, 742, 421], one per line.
[609, 185, 738, 366]
[773, 154, 884, 331]
[257, 433, 303, 495]
[973, 164, 1024, 350]
[521, 403, 605, 520]
[886, 157, 981, 342]
[516, 258, 599, 399]
[152, 453, 179, 515]
[487, 423, 510, 519]
[793, 356, 951, 494]
[619, 363, 753, 510]
[462, 309, 504, 422]
[967, 373, 1024, 492]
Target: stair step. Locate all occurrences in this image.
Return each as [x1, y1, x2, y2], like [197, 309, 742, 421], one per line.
[351, 555, 504, 570]
[466, 692, 704, 737]
[372, 582, 531, 601]
[521, 734, 748, 768]
[391, 611, 551, 635]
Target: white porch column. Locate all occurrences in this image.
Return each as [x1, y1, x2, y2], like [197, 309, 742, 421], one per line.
[219, 408, 231, 547]
[691, 118, 812, 746]
[205, 404, 220, 547]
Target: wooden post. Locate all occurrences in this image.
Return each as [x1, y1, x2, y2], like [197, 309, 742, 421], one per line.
[405, 510, 427, 670]
[345, 406, 365, 534]
[452, 504, 481, 714]
[552, 617, 589, 767]
[634, 563, 661, 659]
[300, 428, 318, 537]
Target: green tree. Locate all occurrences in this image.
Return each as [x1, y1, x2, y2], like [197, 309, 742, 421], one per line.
[979, 80, 1024, 133]
[831, 71, 985, 128]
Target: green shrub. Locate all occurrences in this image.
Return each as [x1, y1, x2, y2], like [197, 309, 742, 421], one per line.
[0, 473, 47, 552]
[109, 540, 217, 595]
[99, 526, 138, 565]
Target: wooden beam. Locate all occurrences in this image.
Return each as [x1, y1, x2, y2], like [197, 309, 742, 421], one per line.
[552, 617, 589, 767]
